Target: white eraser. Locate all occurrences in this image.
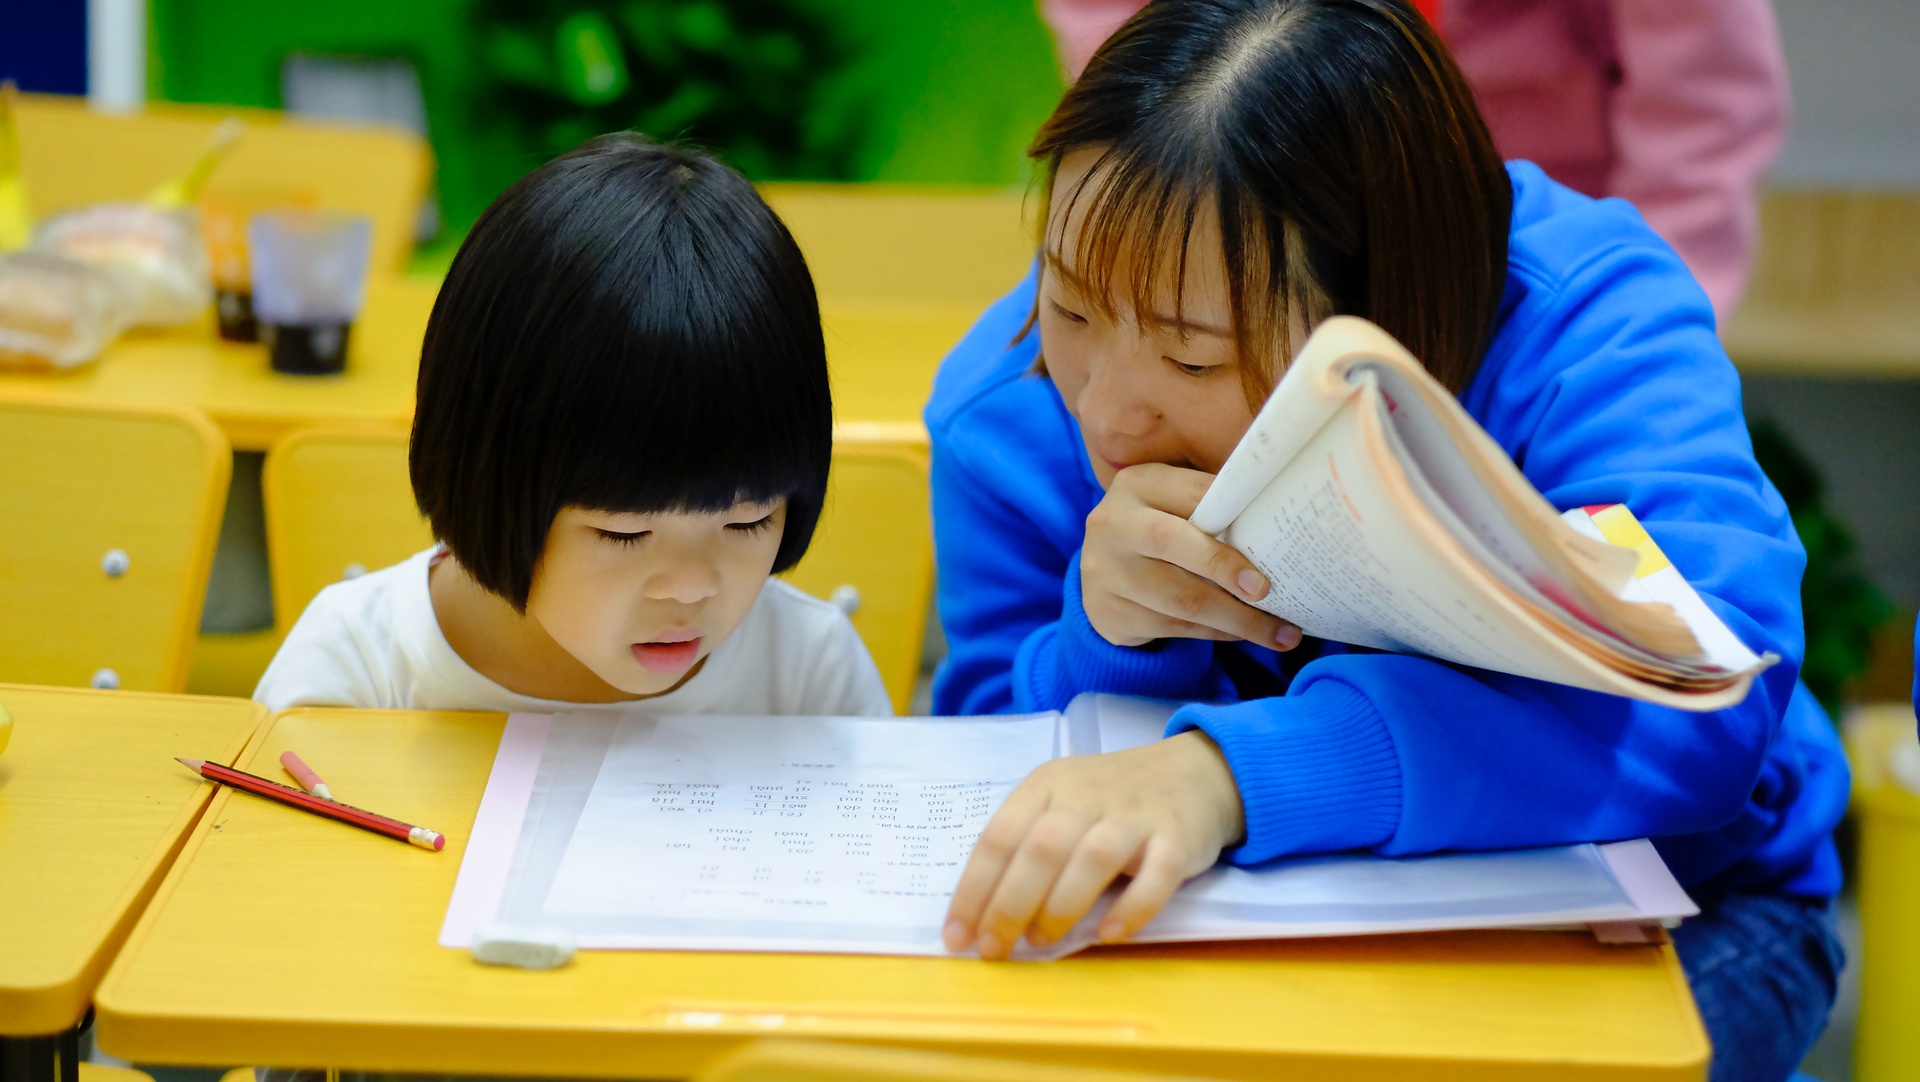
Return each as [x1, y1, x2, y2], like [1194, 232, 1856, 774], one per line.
[471, 924, 577, 970]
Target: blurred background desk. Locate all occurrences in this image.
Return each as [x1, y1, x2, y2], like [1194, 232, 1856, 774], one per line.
[0, 278, 434, 452]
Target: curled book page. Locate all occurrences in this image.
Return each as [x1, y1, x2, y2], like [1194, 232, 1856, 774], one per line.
[1192, 317, 1774, 711]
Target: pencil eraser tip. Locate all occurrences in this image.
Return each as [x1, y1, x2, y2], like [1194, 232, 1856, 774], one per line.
[432, 833, 445, 851]
[471, 925, 576, 970]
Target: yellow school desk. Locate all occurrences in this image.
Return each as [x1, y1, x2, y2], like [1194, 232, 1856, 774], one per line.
[0, 277, 436, 452]
[97, 708, 1709, 1081]
[0, 684, 264, 1074]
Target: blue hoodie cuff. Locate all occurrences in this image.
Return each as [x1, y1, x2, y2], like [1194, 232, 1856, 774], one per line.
[1169, 680, 1401, 865]
[1015, 548, 1217, 710]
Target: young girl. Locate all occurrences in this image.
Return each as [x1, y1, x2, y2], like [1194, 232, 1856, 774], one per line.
[929, 3, 1846, 1079]
[255, 133, 891, 720]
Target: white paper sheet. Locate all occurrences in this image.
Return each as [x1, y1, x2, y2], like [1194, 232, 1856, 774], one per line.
[543, 712, 1055, 935]
[442, 698, 1699, 959]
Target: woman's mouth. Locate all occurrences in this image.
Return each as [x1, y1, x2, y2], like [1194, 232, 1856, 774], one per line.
[632, 633, 702, 674]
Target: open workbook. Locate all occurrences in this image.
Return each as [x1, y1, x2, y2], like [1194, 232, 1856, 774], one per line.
[442, 696, 1697, 960]
[1190, 316, 1775, 711]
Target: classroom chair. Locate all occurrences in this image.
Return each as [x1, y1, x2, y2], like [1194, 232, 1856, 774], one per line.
[761, 184, 1036, 310]
[782, 423, 936, 713]
[821, 301, 982, 425]
[262, 425, 432, 650]
[0, 396, 230, 692]
[13, 93, 431, 275]
[80, 1066, 153, 1082]
[695, 1040, 1221, 1082]
[260, 425, 934, 711]
[1843, 703, 1920, 1082]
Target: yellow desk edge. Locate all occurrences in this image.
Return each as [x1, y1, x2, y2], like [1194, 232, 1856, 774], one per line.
[98, 707, 1709, 1080]
[0, 684, 266, 1035]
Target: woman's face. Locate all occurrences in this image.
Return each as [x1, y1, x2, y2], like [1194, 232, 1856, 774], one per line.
[525, 499, 787, 695]
[1039, 148, 1259, 488]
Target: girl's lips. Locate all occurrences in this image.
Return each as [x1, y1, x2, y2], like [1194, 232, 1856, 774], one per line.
[632, 638, 702, 674]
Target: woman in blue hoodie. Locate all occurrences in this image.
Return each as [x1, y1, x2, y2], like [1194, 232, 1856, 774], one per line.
[927, 2, 1848, 1079]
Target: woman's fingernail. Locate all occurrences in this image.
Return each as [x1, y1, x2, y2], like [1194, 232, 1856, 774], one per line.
[942, 921, 968, 950]
[976, 932, 1002, 958]
[1276, 624, 1302, 649]
[1236, 569, 1267, 599]
[1097, 920, 1125, 942]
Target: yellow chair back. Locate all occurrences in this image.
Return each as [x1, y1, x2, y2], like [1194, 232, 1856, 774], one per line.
[1845, 703, 1920, 1082]
[762, 183, 1034, 309]
[262, 425, 933, 711]
[0, 396, 230, 691]
[696, 1040, 1219, 1082]
[13, 93, 431, 275]
[262, 426, 431, 640]
[822, 300, 982, 424]
[783, 424, 935, 712]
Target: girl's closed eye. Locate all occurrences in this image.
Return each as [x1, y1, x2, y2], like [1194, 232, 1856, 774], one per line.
[596, 529, 649, 546]
[1166, 356, 1214, 377]
[728, 513, 777, 534]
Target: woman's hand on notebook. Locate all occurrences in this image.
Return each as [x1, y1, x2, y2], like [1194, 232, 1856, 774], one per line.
[1082, 463, 1302, 651]
[942, 730, 1245, 959]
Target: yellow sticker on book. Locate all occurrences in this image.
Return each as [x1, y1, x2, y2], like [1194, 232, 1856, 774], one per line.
[1590, 504, 1674, 579]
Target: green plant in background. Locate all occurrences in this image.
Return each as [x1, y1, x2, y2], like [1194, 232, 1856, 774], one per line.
[478, 0, 863, 178]
[1750, 419, 1896, 715]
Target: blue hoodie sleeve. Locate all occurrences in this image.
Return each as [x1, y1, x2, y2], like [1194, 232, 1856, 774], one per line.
[1167, 235, 1811, 876]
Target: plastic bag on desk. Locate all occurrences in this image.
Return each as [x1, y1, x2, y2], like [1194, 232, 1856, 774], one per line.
[0, 251, 138, 370]
[33, 202, 211, 327]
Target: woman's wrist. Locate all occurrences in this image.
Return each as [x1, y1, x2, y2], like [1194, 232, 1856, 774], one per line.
[1167, 729, 1247, 849]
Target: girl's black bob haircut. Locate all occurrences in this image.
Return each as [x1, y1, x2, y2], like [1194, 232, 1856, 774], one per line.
[411, 132, 831, 610]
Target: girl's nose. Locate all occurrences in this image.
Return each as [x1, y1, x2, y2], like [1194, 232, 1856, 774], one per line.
[643, 551, 722, 604]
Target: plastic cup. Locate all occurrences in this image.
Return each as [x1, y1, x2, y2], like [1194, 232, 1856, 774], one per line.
[248, 210, 372, 374]
[200, 187, 316, 342]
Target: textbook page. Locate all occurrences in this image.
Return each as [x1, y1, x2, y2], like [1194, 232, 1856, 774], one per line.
[1193, 317, 1767, 709]
[1214, 398, 1635, 693]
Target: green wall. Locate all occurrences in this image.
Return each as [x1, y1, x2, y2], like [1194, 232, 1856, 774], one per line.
[151, 0, 1063, 254]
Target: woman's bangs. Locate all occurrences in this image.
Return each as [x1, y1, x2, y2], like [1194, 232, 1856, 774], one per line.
[1052, 145, 1216, 335]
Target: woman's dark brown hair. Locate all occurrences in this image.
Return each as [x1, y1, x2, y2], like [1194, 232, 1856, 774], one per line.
[1031, 0, 1511, 401]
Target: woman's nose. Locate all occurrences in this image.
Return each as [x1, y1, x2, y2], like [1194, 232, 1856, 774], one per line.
[1075, 351, 1159, 439]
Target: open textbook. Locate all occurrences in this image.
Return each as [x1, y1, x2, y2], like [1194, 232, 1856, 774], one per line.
[442, 696, 1697, 960]
[1189, 316, 1776, 711]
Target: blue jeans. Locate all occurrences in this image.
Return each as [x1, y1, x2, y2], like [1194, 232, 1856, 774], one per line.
[1672, 890, 1845, 1082]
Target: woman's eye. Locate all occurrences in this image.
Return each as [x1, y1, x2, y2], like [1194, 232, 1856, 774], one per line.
[728, 515, 777, 534]
[1048, 298, 1087, 324]
[596, 529, 649, 546]
[1166, 357, 1212, 377]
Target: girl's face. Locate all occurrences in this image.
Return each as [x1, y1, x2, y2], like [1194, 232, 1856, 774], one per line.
[1039, 149, 1263, 488]
[525, 498, 787, 695]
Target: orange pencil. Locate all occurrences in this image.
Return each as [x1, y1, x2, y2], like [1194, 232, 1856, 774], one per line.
[177, 758, 444, 850]
[280, 749, 334, 800]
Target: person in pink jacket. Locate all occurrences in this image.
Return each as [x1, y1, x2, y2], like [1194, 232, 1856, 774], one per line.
[1039, 0, 1789, 320]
